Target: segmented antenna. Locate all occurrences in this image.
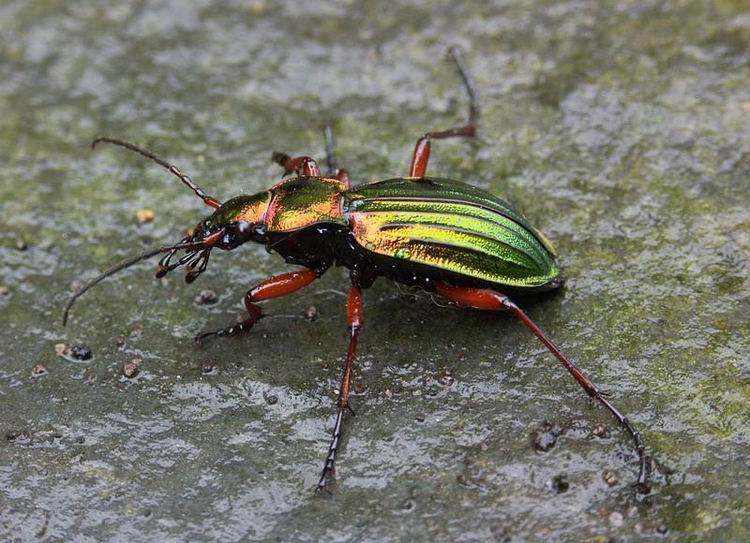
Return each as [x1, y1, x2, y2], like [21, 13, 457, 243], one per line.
[61, 241, 206, 326]
[91, 137, 222, 209]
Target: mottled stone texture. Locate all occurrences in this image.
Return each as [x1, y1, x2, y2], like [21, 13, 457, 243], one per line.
[1, 1, 748, 540]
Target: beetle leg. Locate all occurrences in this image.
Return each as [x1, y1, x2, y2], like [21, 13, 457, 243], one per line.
[194, 268, 319, 343]
[270, 152, 321, 177]
[408, 46, 479, 179]
[316, 285, 363, 492]
[433, 281, 651, 493]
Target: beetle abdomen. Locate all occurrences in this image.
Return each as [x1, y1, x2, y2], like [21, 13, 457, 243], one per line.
[343, 177, 559, 290]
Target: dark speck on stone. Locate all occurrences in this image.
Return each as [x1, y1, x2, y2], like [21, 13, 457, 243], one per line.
[70, 344, 92, 361]
[551, 474, 569, 493]
[531, 421, 563, 452]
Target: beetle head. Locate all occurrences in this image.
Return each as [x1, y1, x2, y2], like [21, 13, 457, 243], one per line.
[157, 191, 272, 283]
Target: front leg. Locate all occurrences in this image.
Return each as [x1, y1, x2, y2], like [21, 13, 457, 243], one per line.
[194, 268, 320, 343]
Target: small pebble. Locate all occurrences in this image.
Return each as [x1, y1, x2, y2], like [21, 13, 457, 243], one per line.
[54, 343, 68, 356]
[195, 289, 218, 305]
[551, 474, 569, 493]
[609, 511, 624, 528]
[657, 524, 668, 535]
[354, 382, 367, 394]
[304, 305, 318, 321]
[592, 423, 610, 438]
[0, 286, 9, 296]
[438, 369, 455, 386]
[70, 343, 93, 361]
[135, 209, 155, 224]
[31, 364, 48, 377]
[15, 238, 28, 251]
[602, 470, 619, 487]
[265, 393, 278, 405]
[416, 414, 425, 422]
[201, 361, 217, 375]
[530, 421, 562, 452]
[123, 358, 142, 378]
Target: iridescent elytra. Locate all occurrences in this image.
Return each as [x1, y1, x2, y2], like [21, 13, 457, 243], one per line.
[63, 47, 651, 493]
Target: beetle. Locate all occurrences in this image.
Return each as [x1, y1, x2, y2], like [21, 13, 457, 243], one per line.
[63, 47, 650, 492]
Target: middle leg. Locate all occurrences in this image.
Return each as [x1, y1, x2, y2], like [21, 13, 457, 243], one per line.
[316, 284, 363, 491]
[195, 268, 320, 343]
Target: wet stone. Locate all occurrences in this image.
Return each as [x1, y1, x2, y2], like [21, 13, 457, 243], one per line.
[609, 512, 624, 528]
[530, 421, 563, 452]
[123, 358, 142, 378]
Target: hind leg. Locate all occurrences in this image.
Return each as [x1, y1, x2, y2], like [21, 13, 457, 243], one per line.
[434, 281, 651, 492]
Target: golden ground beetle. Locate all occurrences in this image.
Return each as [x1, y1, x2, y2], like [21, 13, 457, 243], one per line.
[63, 47, 650, 493]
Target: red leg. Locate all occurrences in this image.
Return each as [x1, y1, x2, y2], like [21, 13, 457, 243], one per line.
[334, 168, 350, 189]
[409, 125, 477, 178]
[408, 46, 480, 179]
[434, 281, 651, 492]
[195, 268, 319, 343]
[271, 152, 321, 177]
[316, 285, 363, 491]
